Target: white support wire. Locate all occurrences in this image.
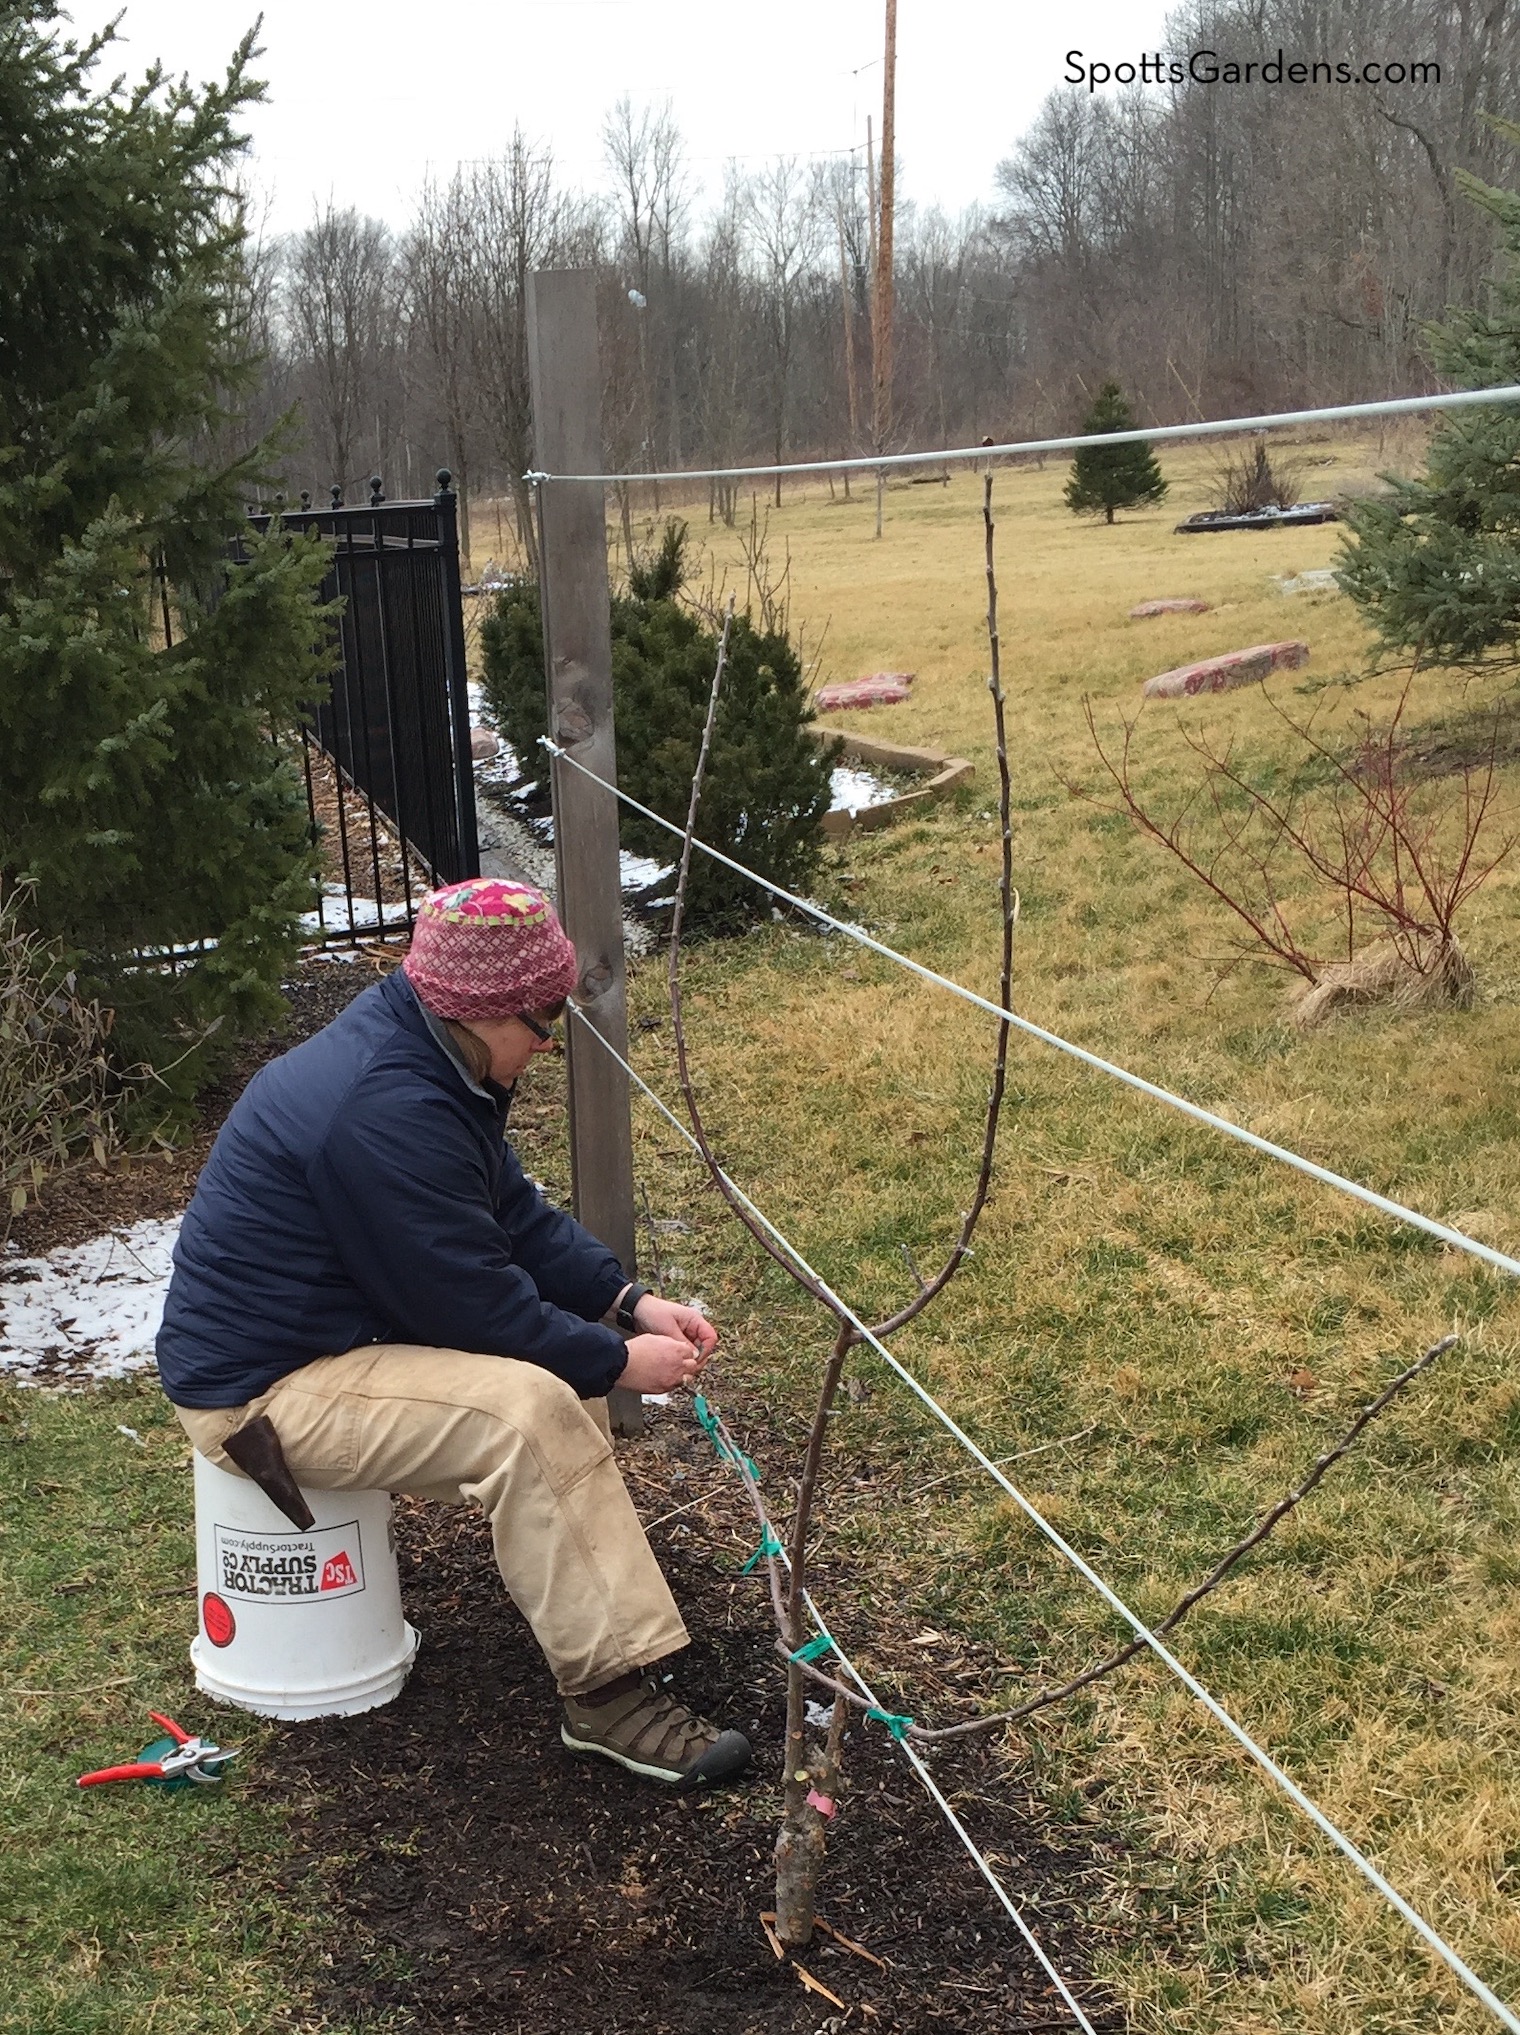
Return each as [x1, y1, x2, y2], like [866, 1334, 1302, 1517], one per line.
[570, 1001, 1520, 2033]
[525, 383, 1520, 487]
[545, 738, 1520, 1285]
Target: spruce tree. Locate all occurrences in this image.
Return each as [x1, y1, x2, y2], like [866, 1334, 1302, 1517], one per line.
[1064, 381, 1168, 524]
[0, 8, 336, 1112]
[1338, 122, 1520, 672]
[480, 523, 837, 932]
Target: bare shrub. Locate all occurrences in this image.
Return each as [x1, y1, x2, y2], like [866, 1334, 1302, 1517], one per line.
[1074, 683, 1513, 1022]
[0, 885, 117, 1241]
[691, 498, 794, 638]
[1212, 436, 1302, 514]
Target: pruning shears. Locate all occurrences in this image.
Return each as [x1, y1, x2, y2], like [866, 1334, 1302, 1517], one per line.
[77, 1710, 240, 1790]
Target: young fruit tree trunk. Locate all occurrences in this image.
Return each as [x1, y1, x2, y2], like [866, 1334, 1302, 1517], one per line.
[773, 1321, 854, 1946]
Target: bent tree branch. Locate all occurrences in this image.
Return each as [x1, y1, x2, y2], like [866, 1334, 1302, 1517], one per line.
[712, 1336, 1458, 1744]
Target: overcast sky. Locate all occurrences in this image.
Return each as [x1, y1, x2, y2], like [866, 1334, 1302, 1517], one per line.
[62, 0, 1173, 235]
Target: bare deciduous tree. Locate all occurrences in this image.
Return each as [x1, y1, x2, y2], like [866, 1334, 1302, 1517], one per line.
[745, 159, 823, 507]
[401, 178, 479, 558]
[470, 130, 568, 571]
[286, 206, 398, 499]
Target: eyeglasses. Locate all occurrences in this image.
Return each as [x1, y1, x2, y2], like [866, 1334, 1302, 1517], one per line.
[516, 1009, 561, 1044]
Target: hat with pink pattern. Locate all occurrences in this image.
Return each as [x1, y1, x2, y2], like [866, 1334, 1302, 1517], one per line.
[403, 878, 579, 1022]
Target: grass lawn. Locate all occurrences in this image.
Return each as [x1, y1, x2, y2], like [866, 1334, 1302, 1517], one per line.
[609, 428, 1520, 2033]
[0, 1377, 313, 2034]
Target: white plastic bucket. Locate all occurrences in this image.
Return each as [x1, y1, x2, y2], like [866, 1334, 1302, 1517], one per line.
[189, 1450, 420, 1720]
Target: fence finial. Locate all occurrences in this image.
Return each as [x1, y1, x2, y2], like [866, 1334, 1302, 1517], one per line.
[299, 490, 312, 511]
[435, 467, 454, 499]
[329, 484, 343, 508]
[369, 475, 385, 505]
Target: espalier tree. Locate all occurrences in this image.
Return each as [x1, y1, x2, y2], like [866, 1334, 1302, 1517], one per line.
[0, 7, 335, 1113]
[1064, 380, 1167, 524]
[480, 520, 837, 931]
[1339, 122, 1520, 672]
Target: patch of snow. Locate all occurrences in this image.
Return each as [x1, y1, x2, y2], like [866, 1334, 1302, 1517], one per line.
[300, 886, 412, 936]
[130, 938, 219, 963]
[830, 763, 895, 816]
[621, 851, 674, 891]
[0, 1217, 179, 1388]
[474, 734, 531, 796]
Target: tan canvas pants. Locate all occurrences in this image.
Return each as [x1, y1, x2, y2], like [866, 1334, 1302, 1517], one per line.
[172, 1344, 688, 1695]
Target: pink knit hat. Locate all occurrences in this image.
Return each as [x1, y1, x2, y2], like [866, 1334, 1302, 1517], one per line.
[403, 878, 579, 1022]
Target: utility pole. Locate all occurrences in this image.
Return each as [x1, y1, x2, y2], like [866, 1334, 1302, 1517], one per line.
[871, 0, 898, 540]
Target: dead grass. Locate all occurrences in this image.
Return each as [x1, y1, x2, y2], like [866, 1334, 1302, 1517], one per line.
[1291, 940, 1477, 1028]
[612, 427, 1520, 2035]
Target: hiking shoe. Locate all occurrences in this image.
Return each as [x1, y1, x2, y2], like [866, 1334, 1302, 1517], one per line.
[561, 1669, 752, 1791]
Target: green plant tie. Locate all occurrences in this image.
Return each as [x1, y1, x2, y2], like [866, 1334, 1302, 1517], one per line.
[741, 1527, 784, 1575]
[866, 1706, 915, 1741]
[692, 1392, 759, 1482]
[692, 1392, 723, 1450]
[789, 1633, 835, 1665]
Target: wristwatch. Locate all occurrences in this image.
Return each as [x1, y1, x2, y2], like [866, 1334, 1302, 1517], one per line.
[614, 1283, 650, 1335]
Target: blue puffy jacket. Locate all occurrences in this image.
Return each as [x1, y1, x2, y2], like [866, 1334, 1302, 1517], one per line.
[156, 969, 630, 1407]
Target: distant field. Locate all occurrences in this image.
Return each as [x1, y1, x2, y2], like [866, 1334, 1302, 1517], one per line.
[602, 427, 1520, 2035]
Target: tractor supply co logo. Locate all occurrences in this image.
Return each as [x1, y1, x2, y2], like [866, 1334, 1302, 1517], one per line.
[213, 1521, 366, 1603]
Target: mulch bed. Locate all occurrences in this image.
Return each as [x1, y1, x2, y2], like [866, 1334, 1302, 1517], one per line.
[256, 1402, 1131, 2034]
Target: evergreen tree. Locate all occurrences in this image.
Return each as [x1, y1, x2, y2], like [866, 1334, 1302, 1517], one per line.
[480, 523, 837, 932]
[1064, 381, 1168, 524]
[1339, 123, 1520, 672]
[0, 8, 337, 1110]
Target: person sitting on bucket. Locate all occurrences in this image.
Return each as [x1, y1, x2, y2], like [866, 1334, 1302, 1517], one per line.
[157, 876, 752, 1792]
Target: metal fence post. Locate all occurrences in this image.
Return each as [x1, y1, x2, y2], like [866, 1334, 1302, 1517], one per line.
[433, 471, 482, 879]
[527, 268, 643, 1439]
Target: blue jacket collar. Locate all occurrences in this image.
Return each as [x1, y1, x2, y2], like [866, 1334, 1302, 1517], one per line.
[380, 969, 515, 1114]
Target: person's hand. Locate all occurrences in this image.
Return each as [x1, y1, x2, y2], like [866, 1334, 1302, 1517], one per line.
[632, 1293, 718, 1361]
[620, 1332, 707, 1395]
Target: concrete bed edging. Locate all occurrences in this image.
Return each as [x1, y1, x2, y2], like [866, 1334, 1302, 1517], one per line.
[810, 723, 975, 841]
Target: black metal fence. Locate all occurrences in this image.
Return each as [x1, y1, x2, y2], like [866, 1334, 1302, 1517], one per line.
[241, 470, 480, 944]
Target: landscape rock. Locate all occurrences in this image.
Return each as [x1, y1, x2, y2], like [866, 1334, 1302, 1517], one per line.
[814, 672, 914, 711]
[1274, 569, 1340, 597]
[1130, 597, 1211, 617]
[1143, 639, 1309, 699]
[470, 726, 500, 761]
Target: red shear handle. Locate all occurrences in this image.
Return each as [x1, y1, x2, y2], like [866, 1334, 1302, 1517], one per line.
[77, 1761, 164, 1787]
[147, 1711, 191, 1745]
